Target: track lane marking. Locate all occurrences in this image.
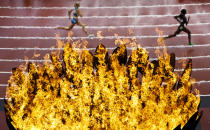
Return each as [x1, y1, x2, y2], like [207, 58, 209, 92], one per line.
[0, 33, 210, 39]
[1, 22, 210, 29]
[0, 55, 210, 62]
[1, 43, 210, 51]
[1, 3, 210, 10]
[0, 12, 210, 19]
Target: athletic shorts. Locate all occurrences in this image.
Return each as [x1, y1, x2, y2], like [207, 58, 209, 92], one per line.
[71, 18, 78, 24]
[178, 25, 185, 30]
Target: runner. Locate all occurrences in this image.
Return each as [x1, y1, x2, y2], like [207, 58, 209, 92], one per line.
[56, 3, 93, 37]
[164, 9, 193, 45]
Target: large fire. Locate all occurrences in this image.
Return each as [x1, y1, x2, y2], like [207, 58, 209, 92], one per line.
[5, 30, 201, 129]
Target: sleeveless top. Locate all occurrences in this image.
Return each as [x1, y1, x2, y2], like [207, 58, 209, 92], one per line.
[72, 8, 78, 17]
[178, 14, 187, 26]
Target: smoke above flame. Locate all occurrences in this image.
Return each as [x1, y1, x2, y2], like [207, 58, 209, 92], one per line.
[5, 30, 201, 129]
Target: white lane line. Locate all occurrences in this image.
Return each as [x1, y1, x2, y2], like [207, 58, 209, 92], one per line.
[152, 55, 210, 60]
[1, 55, 210, 63]
[200, 94, 210, 96]
[0, 48, 62, 51]
[0, 33, 210, 40]
[175, 68, 210, 72]
[176, 55, 210, 60]
[0, 84, 7, 86]
[1, 43, 210, 51]
[144, 44, 210, 49]
[0, 12, 210, 19]
[0, 72, 11, 74]
[1, 3, 210, 10]
[1, 68, 210, 74]
[1, 22, 210, 29]
[0, 59, 50, 62]
[0, 98, 7, 100]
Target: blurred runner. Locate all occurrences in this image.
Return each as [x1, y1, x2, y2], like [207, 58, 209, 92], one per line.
[164, 9, 193, 45]
[56, 3, 94, 37]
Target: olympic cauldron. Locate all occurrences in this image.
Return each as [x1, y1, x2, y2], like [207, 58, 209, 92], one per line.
[4, 36, 202, 129]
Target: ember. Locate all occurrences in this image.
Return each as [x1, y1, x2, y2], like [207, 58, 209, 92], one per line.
[5, 31, 201, 129]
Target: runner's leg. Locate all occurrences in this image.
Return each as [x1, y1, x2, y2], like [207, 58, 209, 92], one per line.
[56, 24, 75, 31]
[182, 27, 191, 44]
[77, 21, 89, 35]
[166, 26, 182, 39]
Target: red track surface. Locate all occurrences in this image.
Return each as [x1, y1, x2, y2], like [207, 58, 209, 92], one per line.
[0, 0, 210, 129]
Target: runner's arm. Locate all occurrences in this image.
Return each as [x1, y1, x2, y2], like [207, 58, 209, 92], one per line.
[68, 9, 73, 20]
[186, 16, 190, 25]
[77, 10, 83, 17]
[174, 15, 181, 23]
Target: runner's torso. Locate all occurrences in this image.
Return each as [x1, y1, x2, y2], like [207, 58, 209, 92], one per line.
[177, 14, 187, 26]
[72, 8, 79, 19]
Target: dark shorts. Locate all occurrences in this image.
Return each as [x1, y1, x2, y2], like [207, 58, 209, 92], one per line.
[178, 25, 184, 30]
[71, 18, 78, 24]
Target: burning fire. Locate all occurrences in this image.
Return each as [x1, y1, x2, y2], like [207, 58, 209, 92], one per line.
[5, 30, 201, 129]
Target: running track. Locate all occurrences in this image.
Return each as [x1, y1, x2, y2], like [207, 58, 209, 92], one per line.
[0, 0, 210, 129]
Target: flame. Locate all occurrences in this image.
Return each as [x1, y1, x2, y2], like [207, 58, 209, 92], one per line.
[128, 28, 134, 35]
[97, 31, 104, 41]
[5, 31, 200, 129]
